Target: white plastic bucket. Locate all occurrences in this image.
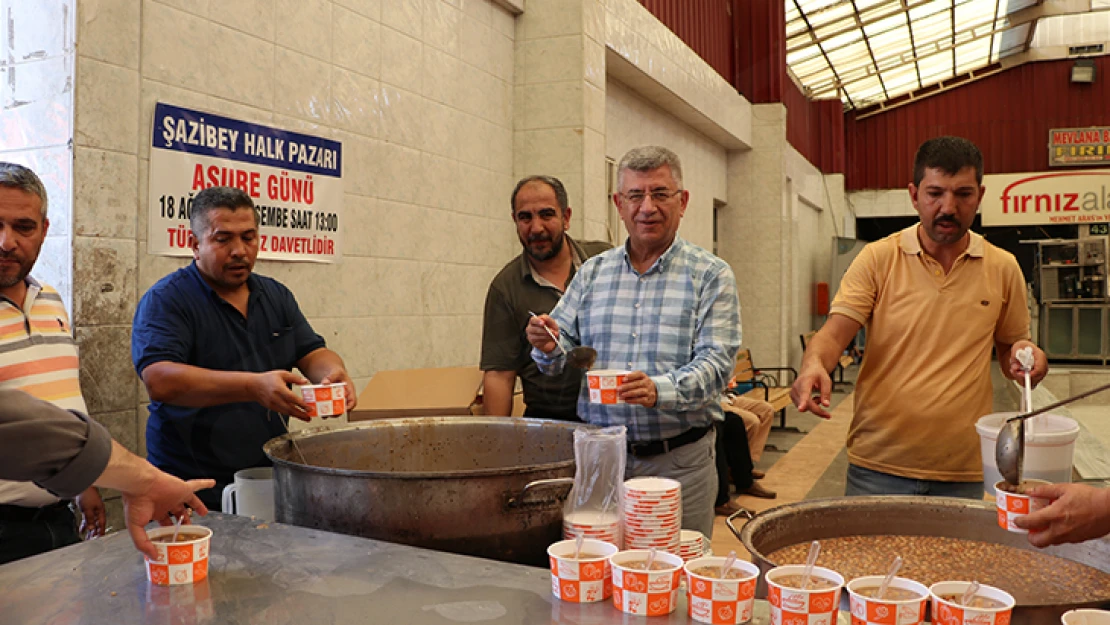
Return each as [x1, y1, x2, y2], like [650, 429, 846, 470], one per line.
[975, 412, 1079, 495]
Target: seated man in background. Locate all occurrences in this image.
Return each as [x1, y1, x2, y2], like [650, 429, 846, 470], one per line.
[132, 186, 357, 512]
[722, 393, 775, 478]
[714, 409, 775, 517]
[481, 175, 610, 421]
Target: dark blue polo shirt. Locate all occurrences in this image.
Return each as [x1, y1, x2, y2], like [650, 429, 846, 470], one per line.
[132, 262, 325, 496]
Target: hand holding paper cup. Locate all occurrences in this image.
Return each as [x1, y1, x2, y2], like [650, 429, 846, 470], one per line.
[586, 370, 629, 405]
[995, 478, 1053, 533]
[301, 383, 347, 418]
[144, 525, 212, 586]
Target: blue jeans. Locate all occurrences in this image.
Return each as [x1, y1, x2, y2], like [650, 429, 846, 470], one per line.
[846, 464, 983, 499]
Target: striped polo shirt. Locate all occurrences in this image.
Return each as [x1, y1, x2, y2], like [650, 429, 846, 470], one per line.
[0, 277, 87, 506]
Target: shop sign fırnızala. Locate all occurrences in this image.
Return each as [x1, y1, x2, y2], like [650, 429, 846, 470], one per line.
[980, 170, 1110, 226]
[1048, 127, 1110, 167]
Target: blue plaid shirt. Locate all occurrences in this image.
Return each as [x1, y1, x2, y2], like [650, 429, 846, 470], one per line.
[532, 236, 741, 442]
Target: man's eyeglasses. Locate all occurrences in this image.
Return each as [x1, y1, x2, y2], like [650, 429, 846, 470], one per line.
[620, 189, 683, 207]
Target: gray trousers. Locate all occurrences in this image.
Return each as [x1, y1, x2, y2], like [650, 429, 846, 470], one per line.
[625, 428, 717, 540]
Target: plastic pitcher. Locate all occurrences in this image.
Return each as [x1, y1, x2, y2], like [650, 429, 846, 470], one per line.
[976, 412, 1079, 495]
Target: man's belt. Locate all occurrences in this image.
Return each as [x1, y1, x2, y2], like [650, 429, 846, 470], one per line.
[627, 425, 712, 458]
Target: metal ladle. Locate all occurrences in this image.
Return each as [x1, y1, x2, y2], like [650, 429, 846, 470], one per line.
[996, 380, 1110, 485]
[528, 311, 598, 370]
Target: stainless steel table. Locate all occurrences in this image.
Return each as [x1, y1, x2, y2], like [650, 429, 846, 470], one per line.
[0, 513, 825, 625]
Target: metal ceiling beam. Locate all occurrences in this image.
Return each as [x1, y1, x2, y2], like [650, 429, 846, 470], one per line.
[987, 0, 1003, 63]
[787, 0, 936, 55]
[850, 0, 890, 100]
[792, 0, 856, 108]
[796, 0, 1098, 90]
[905, 0, 924, 90]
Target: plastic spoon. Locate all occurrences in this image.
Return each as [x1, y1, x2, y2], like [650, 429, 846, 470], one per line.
[645, 547, 658, 571]
[574, 534, 584, 560]
[721, 550, 739, 580]
[800, 540, 820, 590]
[171, 511, 184, 542]
[875, 555, 903, 600]
[960, 580, 981, 607]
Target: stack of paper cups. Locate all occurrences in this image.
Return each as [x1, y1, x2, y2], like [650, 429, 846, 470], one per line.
[678, 530, 707, 562]
[563, 511, 622, 546]
[623, 477, 681, 554]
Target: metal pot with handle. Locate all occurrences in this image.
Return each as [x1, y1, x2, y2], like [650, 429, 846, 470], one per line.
[262, 417, 583, 566]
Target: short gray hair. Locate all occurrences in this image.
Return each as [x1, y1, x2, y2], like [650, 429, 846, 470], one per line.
[190, 186, 258, 239]
[616, 146, 684, 190]
[0, 162, 48, 217]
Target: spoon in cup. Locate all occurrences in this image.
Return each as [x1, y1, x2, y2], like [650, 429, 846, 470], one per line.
[875, 555, 903, 600]
[800, 540, 820, 590]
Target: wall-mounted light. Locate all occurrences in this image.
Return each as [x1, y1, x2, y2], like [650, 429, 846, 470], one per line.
[1071, 58, 1096, 84]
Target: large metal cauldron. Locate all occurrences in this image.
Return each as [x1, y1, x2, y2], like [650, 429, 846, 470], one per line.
[736, 496, 1110, 623]
[262, 417, 581, 566]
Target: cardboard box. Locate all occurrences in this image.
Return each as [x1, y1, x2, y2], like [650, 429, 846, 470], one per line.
[350, 366, 485, 421]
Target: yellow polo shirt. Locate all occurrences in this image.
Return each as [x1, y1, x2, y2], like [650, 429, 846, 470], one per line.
[831, 225, 1030, 481]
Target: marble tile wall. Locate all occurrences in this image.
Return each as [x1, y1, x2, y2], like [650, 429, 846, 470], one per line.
[71, 0, 520, 458]
[605, 77, 725, 252]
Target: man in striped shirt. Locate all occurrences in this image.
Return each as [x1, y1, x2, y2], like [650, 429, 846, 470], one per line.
[527, 146, 741, 539]
[0, 163, 104, 563]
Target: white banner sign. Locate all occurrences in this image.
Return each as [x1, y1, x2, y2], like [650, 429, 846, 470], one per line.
[148, 102, 343, 262]
[980, 170, 1110, 226]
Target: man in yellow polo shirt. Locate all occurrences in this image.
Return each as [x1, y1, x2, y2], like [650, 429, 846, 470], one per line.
[791, 136, 1048, 497]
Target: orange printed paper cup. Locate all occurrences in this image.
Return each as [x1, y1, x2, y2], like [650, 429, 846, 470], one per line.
[846, 576, 929, 625]
[547, 539, 619, 603]
[301, 383, 347, 418]
[766, 564, 845, 625]
[928, 581, 1014, 625]
[144, 526, 212, 586]
[586, 370, 629, 405]
[994, 479, 1052, 533]
[685, 556, 759, 625]
[611, 549, 684, 616]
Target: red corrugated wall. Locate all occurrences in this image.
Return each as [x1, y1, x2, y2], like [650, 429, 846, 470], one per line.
[637, 0, 734, 90]
[845, 56, 1110, 190]
[784, 79, 846, 173]
[731, 0, 785, 103]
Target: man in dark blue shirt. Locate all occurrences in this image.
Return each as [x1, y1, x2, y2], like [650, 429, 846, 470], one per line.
[132, 186, 357, 511]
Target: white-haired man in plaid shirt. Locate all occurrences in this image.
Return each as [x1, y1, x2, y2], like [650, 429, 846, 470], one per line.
[527, 146, 741, 539]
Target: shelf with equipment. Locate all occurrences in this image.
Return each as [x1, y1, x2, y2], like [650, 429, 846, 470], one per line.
[1031, 235, 1110, 362]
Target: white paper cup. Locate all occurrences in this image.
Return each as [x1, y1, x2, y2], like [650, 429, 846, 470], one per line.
[300, 383, 346, 417]
[685, 557, 760, 624]
[994, 479, 1052, 533]
[547, 539, 618, 603]
[1063, 609, 1110, 624]
[144, 526, 213, 586]
[586, 369, 629, 404]
[929, 581, 1015, 625]
[847, 575, 929, 625]
[766, 564, 845, 624]
[611, 549, 684, 616]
